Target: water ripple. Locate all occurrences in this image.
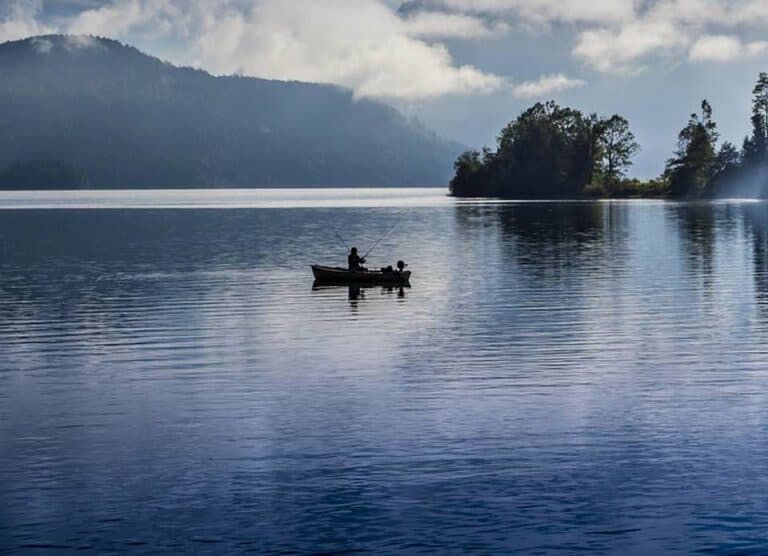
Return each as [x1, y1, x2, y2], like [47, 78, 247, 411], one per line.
[3, 197, 768, 553]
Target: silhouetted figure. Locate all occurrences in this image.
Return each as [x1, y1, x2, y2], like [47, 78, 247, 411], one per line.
[348, 247, 366, 271]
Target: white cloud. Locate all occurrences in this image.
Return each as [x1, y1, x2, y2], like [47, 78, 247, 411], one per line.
[3, 0, 508, 100]
[0, 0, 53, 43]
[4, 0, 768, 86]
[0, 0, 594, 100]
[569, 0, 768, 74]
[689, 34, 743, 62]
[401, 11, 508, 39]
[65, 0, 180, 38]
[412, 0, 768, 74]
[689, 35, 768, 62]
[28, 34, 102, 54]
[420, 0, 638, 25]
[511, 73, 585, 98]
[185, 0, 508, 99]
[574, 19, 689, 73]
[62, 34, 104, 50]
[657, 0, 768, 27]
[746, 41, 768, 56]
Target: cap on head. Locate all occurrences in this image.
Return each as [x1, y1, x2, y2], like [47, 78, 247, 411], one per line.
[351, 247, 358, 253]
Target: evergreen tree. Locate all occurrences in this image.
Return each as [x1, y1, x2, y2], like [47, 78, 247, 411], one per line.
[738, 73, 768, 197]
[665, 100, 719, 198]
[712, 142, 740, 179]
[708, 141, 741, 195]
[747, 72, 768, 166]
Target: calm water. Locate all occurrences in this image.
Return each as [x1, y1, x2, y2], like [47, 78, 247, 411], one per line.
[3, 189, 768, 554]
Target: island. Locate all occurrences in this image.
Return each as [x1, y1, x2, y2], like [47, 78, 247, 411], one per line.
[450, 73, 768, 200]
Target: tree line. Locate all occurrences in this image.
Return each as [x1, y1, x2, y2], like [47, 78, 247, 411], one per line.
[450, 73, 768, 199]
[666, 74, 768, 198]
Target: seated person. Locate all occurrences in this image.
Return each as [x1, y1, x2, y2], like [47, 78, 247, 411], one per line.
[348, 247, 366, 271]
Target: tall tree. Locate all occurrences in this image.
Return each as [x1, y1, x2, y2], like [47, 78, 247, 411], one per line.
[712, 141, 740, 178]
[449, 150, 483, 196]
[450, 101, 643, 198]
[596, 115, 640, 184]
[707, 141, 741, 195]
[665, 100, 719, 198]
[747, 72, 768, 166]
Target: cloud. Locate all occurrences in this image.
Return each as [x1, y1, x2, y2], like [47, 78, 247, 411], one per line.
[511, 73, 585, 98]
[410, 0, 638, 26]
[0, 0, 54, 43]
[0, 0, 592, 101]
[406, 0, 768, 75]
[689, 35, 768, 62]
[5, 0, 768, 88]
[3, 0, 508, 100]
[574, 19, 688, 74]
[571, 0, 768, 74]
[400, 11, 508, 39]
[65, 0, 180, 38]
[29, 36, 51, 52]
[62, 34, 104, 50]
[746, 41, 768, 56]
[186, 0, 509, 99]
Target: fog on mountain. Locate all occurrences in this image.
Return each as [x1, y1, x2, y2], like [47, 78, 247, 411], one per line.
[0, 35, 463, 189]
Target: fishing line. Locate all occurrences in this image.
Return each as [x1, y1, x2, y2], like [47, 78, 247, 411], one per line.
[332, 228, 350, 251]
[363, 224, 396, 259]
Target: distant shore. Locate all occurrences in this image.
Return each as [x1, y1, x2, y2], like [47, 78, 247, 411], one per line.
[451, 75, 768, 201]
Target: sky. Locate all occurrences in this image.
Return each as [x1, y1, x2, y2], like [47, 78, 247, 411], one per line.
[2, 0, 768, 177]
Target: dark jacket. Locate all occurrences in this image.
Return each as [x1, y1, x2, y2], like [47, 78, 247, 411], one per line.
[348, 253, 364, 270]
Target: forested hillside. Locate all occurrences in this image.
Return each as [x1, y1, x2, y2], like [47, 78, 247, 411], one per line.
[0, 35, 462, 189]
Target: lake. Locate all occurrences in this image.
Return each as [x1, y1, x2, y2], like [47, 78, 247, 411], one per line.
[3, 189, 768, 554]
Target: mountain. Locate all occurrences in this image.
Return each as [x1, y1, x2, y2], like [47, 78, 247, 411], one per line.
[0, 35, 463, 189]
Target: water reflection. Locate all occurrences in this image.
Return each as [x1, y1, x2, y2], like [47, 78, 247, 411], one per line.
[6, 200, 768, 553]
[311, 283, 408, 313]
[742, 203, 768, 311]
[453, 201, 632, 294]
[665, 202, 768, 312]
[669, 203, 719, 294]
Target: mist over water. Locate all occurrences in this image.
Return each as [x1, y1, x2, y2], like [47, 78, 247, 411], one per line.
[715, 166, 768, 200]
[4, 190, 768, 553]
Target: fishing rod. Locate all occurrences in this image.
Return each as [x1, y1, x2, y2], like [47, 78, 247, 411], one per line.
[332, 229, 350, 252]
[363, 224, 396, 260]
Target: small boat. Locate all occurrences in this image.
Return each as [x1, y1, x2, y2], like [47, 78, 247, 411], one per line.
[311, 265, 411, 284]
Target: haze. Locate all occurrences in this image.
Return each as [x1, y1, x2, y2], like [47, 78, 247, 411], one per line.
[4, 0, 768, 177]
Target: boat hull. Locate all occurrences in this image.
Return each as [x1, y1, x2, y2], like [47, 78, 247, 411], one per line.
[311, 265, 411, 284]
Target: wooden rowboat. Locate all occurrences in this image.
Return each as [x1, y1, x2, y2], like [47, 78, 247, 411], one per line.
[311, 265, 411, 284]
